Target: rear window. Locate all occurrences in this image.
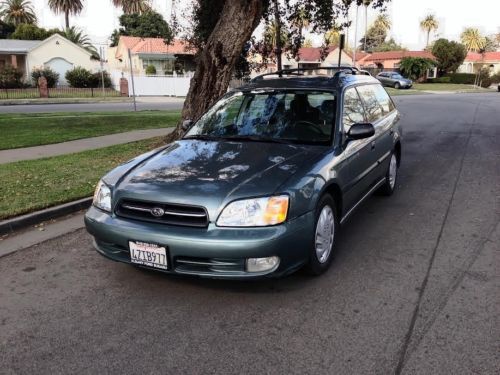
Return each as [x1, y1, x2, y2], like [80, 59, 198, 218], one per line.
[356, 84, 394, 122]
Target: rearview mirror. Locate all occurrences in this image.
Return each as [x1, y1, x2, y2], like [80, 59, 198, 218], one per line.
[347, 123, 375, 140]
[182, 119, 193, 131]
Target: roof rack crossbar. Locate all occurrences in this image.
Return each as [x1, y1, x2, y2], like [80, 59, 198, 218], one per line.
[251, 67, 360, 82]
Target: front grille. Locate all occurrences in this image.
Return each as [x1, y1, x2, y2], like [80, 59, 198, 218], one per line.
[174, 257, 245, 274]
[115, 199, 209, 228]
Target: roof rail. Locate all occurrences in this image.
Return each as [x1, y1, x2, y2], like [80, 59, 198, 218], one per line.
[251, 66, 362, 82]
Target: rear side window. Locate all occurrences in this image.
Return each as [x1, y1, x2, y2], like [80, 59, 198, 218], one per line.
[356, 84, 394, 122]
[342, 87, 365, 130]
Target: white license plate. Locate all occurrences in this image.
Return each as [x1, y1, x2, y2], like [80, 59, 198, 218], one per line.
[129, 241, 168, 270]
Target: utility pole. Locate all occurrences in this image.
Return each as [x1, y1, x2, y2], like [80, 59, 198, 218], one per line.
[127, 49, 137, 112]
[352, 5, 359, 67]
[274, 0, 283, 74]
[99, 46, 105, 97]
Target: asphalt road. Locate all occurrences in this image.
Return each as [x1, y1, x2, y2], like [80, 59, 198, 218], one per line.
[1, 93, 499, 374]
[0, 98, 184, 113]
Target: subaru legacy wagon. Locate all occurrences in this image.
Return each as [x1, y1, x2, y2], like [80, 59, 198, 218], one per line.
[85, 68, 402, 278]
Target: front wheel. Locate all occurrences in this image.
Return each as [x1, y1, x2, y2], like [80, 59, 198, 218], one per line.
[378, 153, 398, 196]
[394, 82, 401, 89]
[304, 194, 338, 276]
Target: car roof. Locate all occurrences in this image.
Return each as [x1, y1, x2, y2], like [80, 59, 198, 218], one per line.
[238, 69, 380, 92]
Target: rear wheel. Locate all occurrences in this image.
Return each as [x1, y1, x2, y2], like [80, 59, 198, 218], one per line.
[394, 82, 401, 89]
[378, 153, 398, 196]
[305, 194, 338, 275]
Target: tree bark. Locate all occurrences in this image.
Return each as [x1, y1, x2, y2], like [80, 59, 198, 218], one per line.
[65, 11, 70, 29]
[165, 0, 265, 142]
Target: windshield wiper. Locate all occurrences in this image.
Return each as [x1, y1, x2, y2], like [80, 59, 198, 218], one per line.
[183, 134, 222, 141]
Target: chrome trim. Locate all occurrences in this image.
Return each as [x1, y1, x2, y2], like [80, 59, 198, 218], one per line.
[340, 178, 386, 225]
[121, 204, 206, 218]
[175, 259, 240, 267]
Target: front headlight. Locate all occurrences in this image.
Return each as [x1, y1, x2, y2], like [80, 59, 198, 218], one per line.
[93, 180, 112, 212]
[217, 195, 289, 227]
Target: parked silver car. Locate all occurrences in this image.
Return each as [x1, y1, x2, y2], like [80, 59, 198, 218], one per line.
[376, 72, 413, 89]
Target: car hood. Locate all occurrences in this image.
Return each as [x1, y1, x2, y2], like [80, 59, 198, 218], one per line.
[111, 140, 323, 221]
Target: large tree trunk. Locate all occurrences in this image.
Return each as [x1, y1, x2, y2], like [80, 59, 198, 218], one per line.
[65, 11, 70, 29]
[166, 0, 265, 142]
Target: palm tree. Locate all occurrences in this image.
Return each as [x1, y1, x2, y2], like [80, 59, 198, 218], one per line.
[0, 0, 37, 25]
[111, 0, 150, 14]
[263, 20, 288, 51]
[59, 26, 98, 58]
[325, 28, 340, 46]
[290, 6, 309, 43]
[48, 0, 84, 29]
[460, 27, 486, 52]
[420, 14, 439, 47]
[374, 13, 391, 32]
[362, 0, 372, 51]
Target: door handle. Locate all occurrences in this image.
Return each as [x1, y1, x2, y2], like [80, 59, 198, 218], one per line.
[371, 141, 376, 150]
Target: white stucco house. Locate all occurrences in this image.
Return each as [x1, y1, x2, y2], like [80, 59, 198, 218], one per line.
[0, 34, 99, 85]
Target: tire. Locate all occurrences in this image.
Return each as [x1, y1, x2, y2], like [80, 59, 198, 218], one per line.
[378, 152, 398, 196]
[304, 194, 338, 276]
[394, 82, 401, 89]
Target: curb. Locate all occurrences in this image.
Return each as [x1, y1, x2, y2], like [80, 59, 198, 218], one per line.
[0, 197, 92, 236]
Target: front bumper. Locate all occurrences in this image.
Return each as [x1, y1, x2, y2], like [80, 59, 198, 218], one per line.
[84, 206, 314, 279]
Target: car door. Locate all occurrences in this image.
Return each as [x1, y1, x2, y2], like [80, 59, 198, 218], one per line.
[377, 73, 388, 86]
[336, 86, 377, 212]
[356, 84, 395, 181]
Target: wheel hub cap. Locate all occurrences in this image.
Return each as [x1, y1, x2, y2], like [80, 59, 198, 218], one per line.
[315, 206, 335, 263]
[389, 154, 397, 189]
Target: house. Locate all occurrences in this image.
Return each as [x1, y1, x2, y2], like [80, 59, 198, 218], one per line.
[358, 50, 435, 69]
[0, 34, 98, 85]
[108, 36, 196, 76]
[282, 46, 353, 72]
[458, 52, 500, 74]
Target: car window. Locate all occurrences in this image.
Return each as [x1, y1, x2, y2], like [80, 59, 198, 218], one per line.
[342, 87, 365, 131]
[356, 84, 394, 122]
[186, 90, 336, 145]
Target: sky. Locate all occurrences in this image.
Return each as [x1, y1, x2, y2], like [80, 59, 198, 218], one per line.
[31, 0, 500, 50]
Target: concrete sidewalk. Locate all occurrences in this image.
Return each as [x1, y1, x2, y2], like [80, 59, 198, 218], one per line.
[0, 127, 173, 164]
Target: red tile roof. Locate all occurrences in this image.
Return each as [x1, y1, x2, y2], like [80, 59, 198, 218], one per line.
[364, 50, 435, 61]
[117, 36, 193, 58]
[296, 46, 336, 62]
[465, 51, 500, 62]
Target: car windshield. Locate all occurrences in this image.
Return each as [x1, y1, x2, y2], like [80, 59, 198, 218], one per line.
[185, 90, 336, 145]
[393, 74, 404, 79]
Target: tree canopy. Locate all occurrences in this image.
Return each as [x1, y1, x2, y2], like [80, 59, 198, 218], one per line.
[359, 14, 391, 52]
[431, 38, 467, 76]
[47, 0, 84, 28]
[0, 0, 37, 26]
[110, 11, 173, 47]
[460, 27, 486, 52]
[420, 14, 439, 47]
[10, 23, 58, 40]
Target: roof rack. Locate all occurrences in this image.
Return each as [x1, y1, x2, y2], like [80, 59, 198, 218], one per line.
[251, 66, 363, 82]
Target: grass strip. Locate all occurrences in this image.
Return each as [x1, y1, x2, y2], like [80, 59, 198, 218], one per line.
[0, 137, 164, 220]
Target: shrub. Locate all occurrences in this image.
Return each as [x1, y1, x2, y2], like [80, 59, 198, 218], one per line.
[427, 76, 451, 83]
[477, 68, 492, 88]
[31, 67, 59, 88]
[446, 73, 476, 84]
[399, 57, 436, 81]
[145, 65, 157, 75]
[65, 67, 113, 88]
[65, 67, 93, 88]
[0, 66, 24, 89]
[490, 73, 500, 83]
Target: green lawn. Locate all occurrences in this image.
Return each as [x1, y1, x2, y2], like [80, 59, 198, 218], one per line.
[387, 83, 488, 96]
[0, 110, 180, 150]
[0, 137, 164, 220]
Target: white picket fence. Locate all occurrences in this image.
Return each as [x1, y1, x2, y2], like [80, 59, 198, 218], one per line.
[111, 71, 193, 97]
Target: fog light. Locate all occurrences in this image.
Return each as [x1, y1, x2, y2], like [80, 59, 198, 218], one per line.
[246, 256, 280, 273]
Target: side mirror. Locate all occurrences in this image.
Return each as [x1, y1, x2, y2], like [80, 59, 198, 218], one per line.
[347, 123, 375, 140]
[181, 119, 193, 131]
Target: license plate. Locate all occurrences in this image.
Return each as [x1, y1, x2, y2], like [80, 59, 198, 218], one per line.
[129, 241, 168, 270]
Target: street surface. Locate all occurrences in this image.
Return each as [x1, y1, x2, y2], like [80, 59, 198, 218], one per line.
[0, 93, 499, 374]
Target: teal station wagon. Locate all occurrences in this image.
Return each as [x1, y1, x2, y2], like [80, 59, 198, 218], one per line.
[85, 67, 402, 278]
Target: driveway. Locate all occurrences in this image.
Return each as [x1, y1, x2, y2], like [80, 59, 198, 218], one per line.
[0, 93, 498, 374]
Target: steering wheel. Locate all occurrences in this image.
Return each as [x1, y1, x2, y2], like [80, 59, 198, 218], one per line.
[295, 120, 326, 136]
